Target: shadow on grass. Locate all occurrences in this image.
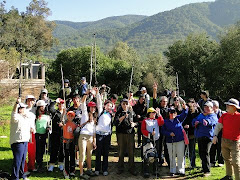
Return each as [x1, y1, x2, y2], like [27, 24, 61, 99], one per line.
[0, 146, 11, 151]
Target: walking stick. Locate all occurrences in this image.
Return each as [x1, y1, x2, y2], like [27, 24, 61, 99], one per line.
[93, 33, 98, 85]
[128, 64, 134, 96]
[171, 136, 174, 174]
[89, 45, 93, 88]
[46, 117, 52, 170]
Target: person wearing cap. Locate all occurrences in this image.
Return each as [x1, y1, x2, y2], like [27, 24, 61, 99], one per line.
[62, 111, 77, 179]
[35, 100, 51, 172]
[10, 97, 31, 180]
[192, 101, 218, 176]
[210, 100, 225, 167]
[78, 88, 99, 179]
[94, 88, 113, 176]
[197, 90, 212, 113]
[114, 98, 137, 176]
[141, 107, 164, 178]
[140, 87, 150, 109]
[153, 82, 170, 167]
[23, 95, 37, 174]
[75, 77, 88, 97]
[38, 88, 52, 113]
[47, 98, 66, 172]
[212, 98, 240, 180]
[59, 79, 72, 108]
[162, 104, 188, 176]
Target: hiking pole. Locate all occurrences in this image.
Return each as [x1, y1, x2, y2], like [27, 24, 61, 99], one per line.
[153, 128, 157, 179]
[128, 64, 134, 97]
[47, 118, 52, 170]
[89, 44, 93, 88]
[18, 50, 23, 98]
[171, 136, 174, 175]
[93, 33, 98, 85]
[176, 72, 179, 96]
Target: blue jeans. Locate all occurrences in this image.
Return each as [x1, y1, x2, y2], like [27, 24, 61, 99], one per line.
[11, 142, 28, 180]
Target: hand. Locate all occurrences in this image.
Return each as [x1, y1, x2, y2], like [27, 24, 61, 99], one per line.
[203, 119, 208, 126]
[137, 115, 141, 119]
[125, 113, 129, 119]
[195, 121, 199, 127]
[75, 145, 79, 151]
[184, 125, 189, 129]
[182, 102, 187, 110]
[152, 131, 156, 136]
[153, 82, 158, 91]
[59, 122, 63, 127]
[156, 108, 161, 116]
[131, 122, 136, 128]
[16, 97, 21, 104]
[93, 87, 99, 94]
[212, 136, 218, 144]
[92, 142, 97, 150]
[170, 132, 175, 137]
[86, 89, 91, 95]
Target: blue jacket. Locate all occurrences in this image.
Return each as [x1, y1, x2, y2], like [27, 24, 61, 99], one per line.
[162, 109, 188, 143]
[192, 113, 218, 140]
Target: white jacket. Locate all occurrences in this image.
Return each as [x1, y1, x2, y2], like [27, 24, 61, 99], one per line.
[10, 112, 31, 145]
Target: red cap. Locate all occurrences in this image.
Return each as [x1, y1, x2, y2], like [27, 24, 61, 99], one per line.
[87, 101, 96, 107]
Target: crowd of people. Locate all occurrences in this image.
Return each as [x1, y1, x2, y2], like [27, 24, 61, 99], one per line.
[9, 77, 240, 180]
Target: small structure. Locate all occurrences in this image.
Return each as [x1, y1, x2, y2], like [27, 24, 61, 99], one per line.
[0, 60, 46, 98]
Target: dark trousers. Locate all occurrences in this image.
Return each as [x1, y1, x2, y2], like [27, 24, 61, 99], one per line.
[198, 137, 212, 173]
[64, 142, 75, 174]
[35, 133, 47, 167]
[186, 138, 196, 167]
[210, 132, 224, 165]
[11, 142, 28, 180]
[117, 133, 135, 172]
[159, 132, 170, 166]
[50, 132, 64, 163]
[142, 137, 159, 174]
[137, 123, 142, 145]
[95, 134, 111, 172]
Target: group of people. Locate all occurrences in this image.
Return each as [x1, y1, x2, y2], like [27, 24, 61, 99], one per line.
[9, 78, 240, 180]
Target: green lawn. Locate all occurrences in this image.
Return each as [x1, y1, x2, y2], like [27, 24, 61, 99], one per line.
[0, 103, 227, 180]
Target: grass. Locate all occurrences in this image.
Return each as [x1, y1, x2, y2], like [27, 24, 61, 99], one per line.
[0, 102, 227, 180]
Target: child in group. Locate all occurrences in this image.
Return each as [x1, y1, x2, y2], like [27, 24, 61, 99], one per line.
[63, 111, 77, 179]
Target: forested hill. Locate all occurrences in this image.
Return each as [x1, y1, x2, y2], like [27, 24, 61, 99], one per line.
[44, 0, 240, 59]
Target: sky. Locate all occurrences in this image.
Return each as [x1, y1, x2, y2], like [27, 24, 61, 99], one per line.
[4, 0, 214, 22]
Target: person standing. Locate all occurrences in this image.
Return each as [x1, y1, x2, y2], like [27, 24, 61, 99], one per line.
[10, 97, 31, 180]
[140, 87, 150, 109]
[197, 91, 211, 113]
[59, 79, 72, 108]
[114, 98, 137, 176]
[213, 98, 240, 180]
[192, 101, 218, 176]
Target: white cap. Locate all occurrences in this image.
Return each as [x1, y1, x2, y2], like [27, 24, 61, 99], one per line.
[25, 95, 35, 100]
[41, 89, 48, 94]
[36, 100, 47, 107]
[212, 100, 219, 107]
[204, 101, 213, 108]
[141, 87, 146, 91]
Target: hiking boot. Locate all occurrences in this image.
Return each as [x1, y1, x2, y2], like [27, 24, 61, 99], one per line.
[220, 175, 233, 180]
[204, 172, 211, 177]
[85, 169, 95, 177]
[24, 171, 31, 177]
[48, 165, 54, 172]
[103, 171, 108, 176]
[63, 170, 69, 179]
[94, 171, 99, 176]
[70, 172, 75, 177]
[79, 174, 90, 180]
[218, 163, 224, 167]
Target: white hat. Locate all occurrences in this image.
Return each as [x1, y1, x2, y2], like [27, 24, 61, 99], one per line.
[141, 87, 146, 91]
[41, 89, 48, 94]
[36, 100, 47, 107]
[212, 100, 219, 107]
[18, 103, 28, 108]
[25, 95, 35, 100]
[204, 101, 213, 108]
[224, 98, 240, 109]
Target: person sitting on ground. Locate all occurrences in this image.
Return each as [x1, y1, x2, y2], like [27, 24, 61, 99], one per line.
[162, 104, 188, 176]
[10, 97, 32, 180]
[141, 107, 164, 178]
[212, 98, 240, 180]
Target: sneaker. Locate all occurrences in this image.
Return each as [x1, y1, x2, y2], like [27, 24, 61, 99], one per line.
[70, 172, 75, 177]
[204, 172, 211, 177]
[24, 171, 31, 177]
[85, 169, 95, 177]
[23, 178, 30, 180]
[59, 164, 64, 171]
[95, 171, 99, 176]
[79, 174, 90, 180]
[210, 163, 215, 167]
[63, 170, 69, 179]
[48, 165, 54, 172]
[32, 169, 37, 172]
[137, 144, 141, 149]
[103, 171, 108, 176]
[218, 163, 224, 167]
[220, 175, 233, 180]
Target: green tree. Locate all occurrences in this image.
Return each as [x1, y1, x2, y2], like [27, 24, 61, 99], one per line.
[164, 33, 219, 99]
